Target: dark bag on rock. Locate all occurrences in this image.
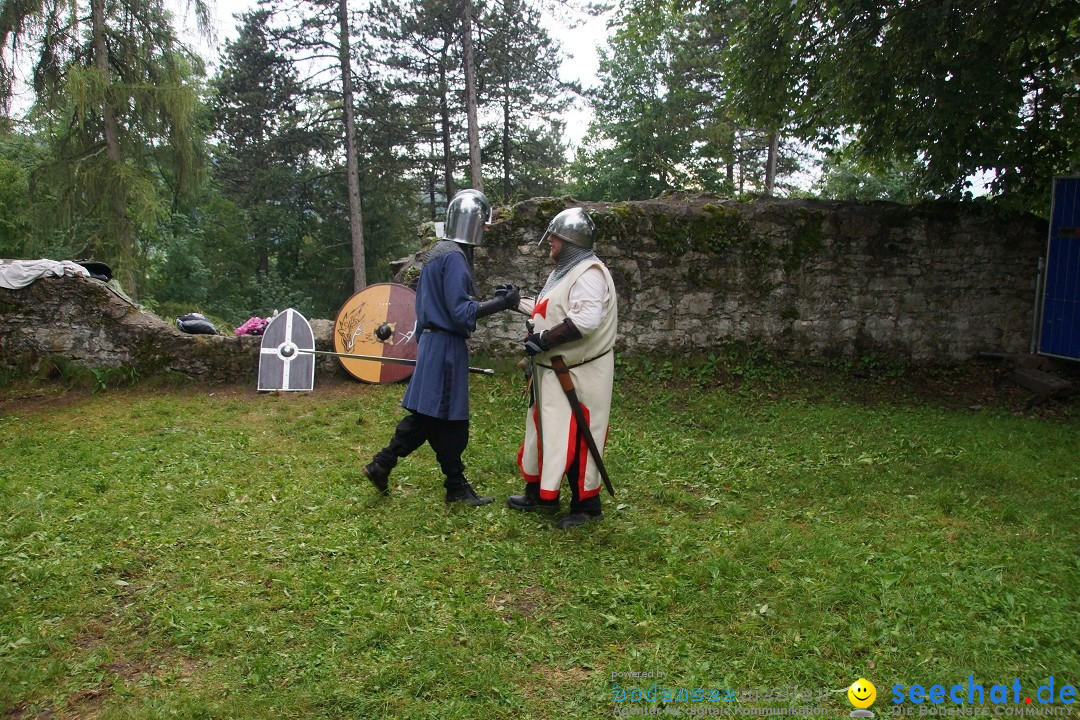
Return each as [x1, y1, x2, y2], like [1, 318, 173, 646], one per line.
[177, 313, 217, 335]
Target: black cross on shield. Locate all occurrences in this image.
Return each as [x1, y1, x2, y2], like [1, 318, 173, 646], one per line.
[258, 309, 316, 392]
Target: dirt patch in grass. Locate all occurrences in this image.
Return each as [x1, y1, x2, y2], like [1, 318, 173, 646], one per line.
[0, 371, 368, 417]
[488, 585, 552, 619]
[60, 687, 109, 719]
[74, 620, 108, 650]
[4, 704, 56, 720]
[0, 385, 91, 417]
[45, 591, 204, 720]
[51, 648, 202, 720]
[520, 663, 598, 704]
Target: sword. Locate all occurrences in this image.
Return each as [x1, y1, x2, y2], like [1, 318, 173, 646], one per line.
[548, 355, 615, 497]
[283, 347, 495, 375]
[525, 319, 543, 459]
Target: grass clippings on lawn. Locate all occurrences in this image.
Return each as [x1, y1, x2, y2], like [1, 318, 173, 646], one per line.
[1, 358, 1077, 719]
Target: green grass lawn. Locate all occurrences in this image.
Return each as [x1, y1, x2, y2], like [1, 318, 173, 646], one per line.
[1, 359, 1078, 719]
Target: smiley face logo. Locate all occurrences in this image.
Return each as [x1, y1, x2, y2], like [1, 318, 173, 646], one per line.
[848, 678, 877, 709]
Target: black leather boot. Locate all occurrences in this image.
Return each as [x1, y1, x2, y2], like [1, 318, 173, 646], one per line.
[507, 484, 559, 512]
[558, 510, 603, 529]
[445, 481, 494, 506]
[362, 462, 390, 495]
[559, 495, 602, 528]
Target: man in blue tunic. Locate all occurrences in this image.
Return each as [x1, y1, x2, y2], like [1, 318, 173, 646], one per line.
[361, 189, 519, 505]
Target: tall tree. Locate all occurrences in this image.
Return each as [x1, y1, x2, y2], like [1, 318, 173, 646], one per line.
[480, 0, 573, 202]
[0, 0, 207, 296]
[267, 0, 370, 290]
[209, 9, 312, 282]
[570, 0, 734, 200]
[369, 0, 465, 213]
[461, 0, 483, 190]
[710, 0, 807, 196]
[0, 120, 35, 257]
[336, 0, 367, 290]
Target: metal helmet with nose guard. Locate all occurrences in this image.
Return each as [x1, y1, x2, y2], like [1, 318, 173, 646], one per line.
[539, 207, 595, 249]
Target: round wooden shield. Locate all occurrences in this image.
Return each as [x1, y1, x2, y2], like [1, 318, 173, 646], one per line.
[333, 283, 419, 383]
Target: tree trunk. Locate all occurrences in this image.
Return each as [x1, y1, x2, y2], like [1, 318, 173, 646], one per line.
[439, 49, 455, 201]
[502, 89, 511, 199]
[91, 0, 137, 299]
[462, 0, 482, 190]
[428, 138, 438, 219]
[764, 129, 779, 196]
[338, 0, 366, 292]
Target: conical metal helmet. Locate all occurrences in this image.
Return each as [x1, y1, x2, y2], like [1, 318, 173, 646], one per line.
[539, 207, 595, 249]
[444, 189, 491, 246]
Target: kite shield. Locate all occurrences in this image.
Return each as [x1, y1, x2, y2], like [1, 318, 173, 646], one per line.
[258, 308, 316, 392]
[334, 283, 419, 384]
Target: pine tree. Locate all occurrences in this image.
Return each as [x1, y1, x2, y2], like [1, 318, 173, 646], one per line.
[479, 0, 573, 202]
[0, 0, 208, 296]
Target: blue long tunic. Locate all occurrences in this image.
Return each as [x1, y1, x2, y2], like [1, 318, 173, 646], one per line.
[401, 249, 479, 420]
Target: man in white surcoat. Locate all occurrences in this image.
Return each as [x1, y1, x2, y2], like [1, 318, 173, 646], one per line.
[507, 207, 618, 529]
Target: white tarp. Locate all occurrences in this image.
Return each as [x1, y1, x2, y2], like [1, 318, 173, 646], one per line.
[0, 259, 90, 289]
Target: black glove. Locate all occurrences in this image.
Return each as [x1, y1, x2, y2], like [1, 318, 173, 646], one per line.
[524, 332, 544, 356]
[494, 284, 521, 310]
[522, 318, 583, 356]
[476, 287, 518, 319]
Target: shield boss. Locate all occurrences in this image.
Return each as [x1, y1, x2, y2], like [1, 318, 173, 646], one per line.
[334, 283, 419, 383]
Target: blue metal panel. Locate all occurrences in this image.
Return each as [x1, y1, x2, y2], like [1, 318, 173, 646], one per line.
[1039, 177, 1080, 360]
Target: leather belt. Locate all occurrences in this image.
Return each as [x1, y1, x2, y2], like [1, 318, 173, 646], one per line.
[422, 327, 466, 338]
[536, 347, 613, 370]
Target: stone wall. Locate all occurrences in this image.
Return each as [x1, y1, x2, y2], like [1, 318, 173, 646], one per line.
[458, 194, 1047, 363]
[0, 194, 1050, 383]
[0, 277, 341, 382]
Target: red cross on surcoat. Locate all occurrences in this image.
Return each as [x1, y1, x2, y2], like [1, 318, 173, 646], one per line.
[532, 298, 549, 319]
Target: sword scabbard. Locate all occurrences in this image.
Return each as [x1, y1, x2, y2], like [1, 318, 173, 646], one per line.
[552, 361, 576, 393]
[549, 356, 615, 497]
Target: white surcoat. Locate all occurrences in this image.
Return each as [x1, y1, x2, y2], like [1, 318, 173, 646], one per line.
[517, 259, 618, 500]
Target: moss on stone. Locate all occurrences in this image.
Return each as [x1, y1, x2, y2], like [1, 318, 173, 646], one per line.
[740, 233, 775, 292]
[535, 196, 569, 218]
[131, 341, 175, 376]
[651, 213, 689, 254]
[881, 208, 911, 228]
[912, 200, 965, 222]
[648, 203, 750, 257]
[696, 203, 749, 253]
[593, 204, 637, 248]
[684, 265, 728, 290]
[781, 209, 827, 273]
[400, 264, 422, 287]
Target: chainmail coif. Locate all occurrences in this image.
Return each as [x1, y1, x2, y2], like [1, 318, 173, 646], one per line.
[539, 242, 596, 299]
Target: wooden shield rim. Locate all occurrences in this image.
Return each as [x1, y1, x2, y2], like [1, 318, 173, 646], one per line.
[333, 283, 418, 383]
